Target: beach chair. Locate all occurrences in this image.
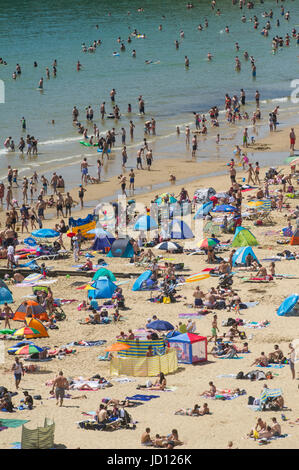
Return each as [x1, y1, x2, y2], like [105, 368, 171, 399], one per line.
[98, 352, 110, 361]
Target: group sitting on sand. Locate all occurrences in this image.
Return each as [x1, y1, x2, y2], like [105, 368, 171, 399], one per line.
[248, 417, 282, 440]
[141, 427, 182, 448]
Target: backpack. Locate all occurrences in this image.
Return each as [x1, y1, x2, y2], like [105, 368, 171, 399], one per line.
[248, 396, 255, 405]
[227, 318, 235, 326]
[236, 371, 244, 380]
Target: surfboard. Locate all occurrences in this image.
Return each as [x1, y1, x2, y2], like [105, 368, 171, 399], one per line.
[80, 141, 97, 147]
[97, 148, 111, 153]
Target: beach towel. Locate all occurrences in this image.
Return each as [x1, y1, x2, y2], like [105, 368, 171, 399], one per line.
[112, 378, 136, 384]
[244, 302, 259, 308]
[179, 312, 208, 318]
[66, 340, 106, 347]
[0, 419, 29, 428]
[218, 356, 244, 360]
[244, 321, 270, 329]
[126, 395, 160, 401]
[257, 364, 285, 369]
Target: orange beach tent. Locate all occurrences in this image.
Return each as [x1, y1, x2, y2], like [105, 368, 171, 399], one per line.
[24, 317, 49, 338]
[13, 300, 49, 322]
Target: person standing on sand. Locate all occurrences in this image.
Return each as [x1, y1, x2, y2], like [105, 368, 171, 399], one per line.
[290, 128, 296, 152]
[208, 315, 219, 344]
[12, 357, 24, 390]
[78, 185, 86, 209]
[51, 371, 69, 407]
[288, 343, 296, 380]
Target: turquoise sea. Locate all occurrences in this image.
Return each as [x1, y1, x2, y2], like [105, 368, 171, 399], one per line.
[0, 0, 298, 190]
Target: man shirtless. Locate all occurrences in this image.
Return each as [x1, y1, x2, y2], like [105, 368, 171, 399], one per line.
[51, 371, 69, 406]
[201, 381, 216, 397]
[141, 427, 153, 445]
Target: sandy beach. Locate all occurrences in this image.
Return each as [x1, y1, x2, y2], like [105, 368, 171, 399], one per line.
[0, 131, 299, 449]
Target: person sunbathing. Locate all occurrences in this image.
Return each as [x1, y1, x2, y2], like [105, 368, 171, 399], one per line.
[256, 266, 268, 277]
[268, 345, 285, 364]
[141, 428, 153, 446]
[81, 259, 93, 271]
[273, 396, 284, 410]
[248, 417, 267, 438]
[258, 426, 273, 439]
[236, 342, 249, 353]
[270, 417, 281, 436]
[200, 381, 216, 397]
[166, 429, 182, 448]
[148, 372, 167, 390]
[251, 352, 268, 367]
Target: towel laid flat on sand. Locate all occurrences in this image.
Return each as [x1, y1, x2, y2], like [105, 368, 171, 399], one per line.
[257, 364, 285, 369]
[0, 419, 29, 428]
[126, 394, 160, 401]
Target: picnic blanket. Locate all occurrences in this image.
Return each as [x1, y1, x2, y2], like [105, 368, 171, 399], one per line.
[66, 340, 106, 347]
[69, 380, 111, 391]
[126, 394, 159, 402]
[0, 419, 29, 428]
[257, 364, 285, 369]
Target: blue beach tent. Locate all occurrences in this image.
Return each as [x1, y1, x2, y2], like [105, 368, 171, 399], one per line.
[277, 294, 299, 316]
[134, 215, 158, 231]
[107, 238, 134, 258]
[132, 270, 154, 291]
[232, 247, 259, 266]
[0, 286, 13, 304]
[169, 219, 194, 239]
[87, 277, 117, 299]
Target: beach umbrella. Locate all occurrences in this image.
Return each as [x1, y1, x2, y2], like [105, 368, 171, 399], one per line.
[247, 201, 264, 208]
[134, 215, 158, 231]
[185, 272, 211, 283]
[154, 241, 182, 251]
[146, 320, 174, 331]
[197, 238, 218, 249]
[105, 343, 131, 352]
[15, 344, 43, 355]
[212, 204, 237, 213]
[32, 229, 59, 238]
[13, 327, 41, 337]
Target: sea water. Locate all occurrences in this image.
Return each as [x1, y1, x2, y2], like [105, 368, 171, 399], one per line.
[0, 0, 298, 189]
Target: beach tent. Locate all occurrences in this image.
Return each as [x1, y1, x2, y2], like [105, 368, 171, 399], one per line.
[87, 277, 117, 299]
[232, 247, 259, 266]
[24, 317, 49, 338]
[232, 226, 258, 247]
[168, 333, 207, 364]
[260, 388, 283, 406]
[21, 418, 55, 449]
[107, 238, 134, 258]
[0, 286, 13, 305]
[0, 279, 12, 293]
[147, 320, 174, 331]
[154, 241, 182, 252]
[193, 201, 213, 219]
[134, 215, 158, 231]
[68, 214, 96, 240]
[132, 270, 154, 291]
[169, 219, 194, 239]
[31, 229, 59, 239]
[277, 294, 299, 316]
[91, 228, 115, 252]
[92, 268, 116, 282]
[13, 300, 49, 322]
[290, 228, 299, 246]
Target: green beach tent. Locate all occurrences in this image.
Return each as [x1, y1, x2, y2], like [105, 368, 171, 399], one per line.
[232, 226, 258, 247]
[92, 268, 116, 282]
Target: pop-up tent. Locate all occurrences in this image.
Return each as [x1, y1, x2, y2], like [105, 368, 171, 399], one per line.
[21, 418, 55, 449]
[168, 333, 207, 363]
[107, 238, 134, 258]
[277, 294, 299, 316]
[232, 246, 259, 266]
[169, 219, 194, 239]
[0, 286, 13, 304]
[92, 268, 116, 282]
[134, 215, 158, 231]
[132, 270, 154, 291]
[24, 317, 49, 338]
[232, 226, 258, 247]
[13, 301, 49, 322]
[87, 277, 117, 299]
[90, 228, 115, 252]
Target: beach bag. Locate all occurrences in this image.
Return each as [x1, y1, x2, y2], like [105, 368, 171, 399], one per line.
[239, 331, 246, 340]
[236, 371, 244, 380]
[163, 297, 171, 304]
[248, 396, 255, 405]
